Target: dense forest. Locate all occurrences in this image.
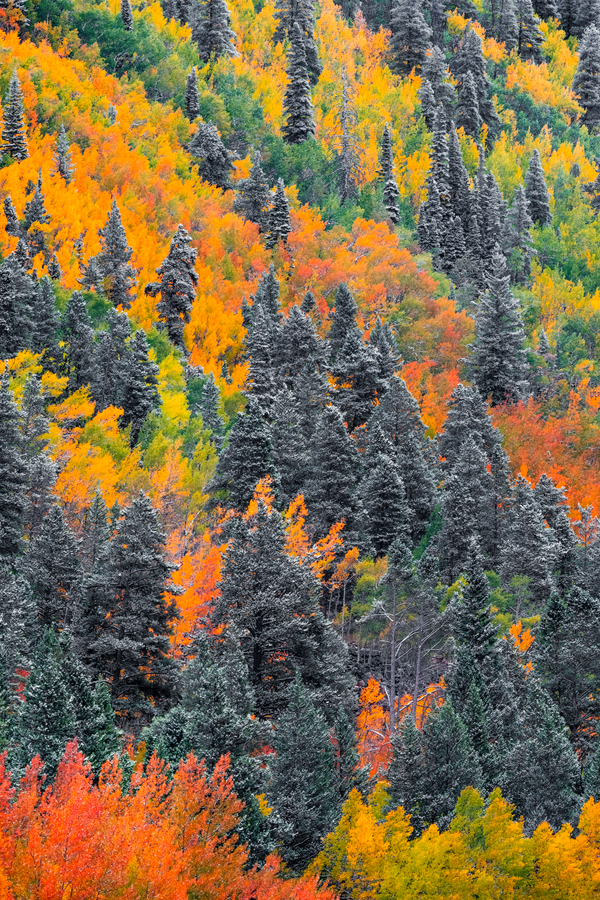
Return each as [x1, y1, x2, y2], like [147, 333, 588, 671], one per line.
[2, 0, 600, 891]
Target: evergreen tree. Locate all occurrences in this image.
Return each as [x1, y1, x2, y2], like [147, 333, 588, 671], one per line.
[389, 718, 426, 834]
[336, 72, 360, 204]
[210, 398, 277, 511]
[500, 474, 554, 604]
[418, 78, 437, 130]
[146, 223, 198, 352]
[422, 46, 456, 112]
[1, 69, 28, 161]
[198, 372, 225, 448]
[2, 195, 20, 237]
[53, 124, 75, 184]
[90, 309, 131, 411]
[498, 0, 519, 49]
[192, 0, 238, 62]
[470, 245, 529, 405]
[23, 170, 50, 230]
[246, 304, 278, 416]
[332, 328, 381, 431]
[378, 123, 393, 182]
[94, 493, 178, 722]
[455, 70, 482, 138]
[121, 0, 134, 30]
[185, 67, 201, 120]
[189, 122, 232, 189]
[417, 176, 442, 252]
[305, 405, 358, 541]
[572, 25, 600, 132]
[282, 22, 316, 144]
[525, 149, 552, 226]
[233, 151, 271, 230]
[502, 184, 535, 283]
[121, 329, 160, 445]
[60, 291, 95, 391]
[280, 302, 327, 381]
[266, 178, 292, 247]
[517, 0, 544, 61]
[389, 0, 432, 75]
[210, 502, 354, 718]
[584, 737, 600, 800]
[27, 503, 82, 632]
[451, 26, 501, 135]
[572, 0, 600, 37]
[267, 676, 339, 871]
[454, 541, 497, 665]
[47, 252, 62, 282]
[383, 175, 401, 224]
[273, 0, 321, 85]
[532, 0, 558, 17]
[0, 378, 28, 560]
[93, 198, 137, 309]
[360, 447, 411, 557]
[0, 250, 35, 358]
[328, 282, 358, 361]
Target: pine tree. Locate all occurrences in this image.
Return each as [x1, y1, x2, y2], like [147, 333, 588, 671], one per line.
[572, 0, 600, 37]
[389, 718, 426, 834]
[273, 0, 321, 85]
[93, 198, 137, 309]
[210, 398, 277, 511]
[192, 0, 238, 62]
[145, 223, 198, 352]
[90, 309, 131, 411]
[246, 304, 278, 416]
[378, 123, 394, 182]
[418, 78, 437, 130]
[389, 0, 432, 75]
[265, 179, 292, 247]
[455, 70, 482, 138]
[2, 195, 20, 237]
[383, 175, 401, 224]
[53, 125, 75, 184]
[503, 184, 535, 284]
[0, 250, 36, 358]
[454, 541, 497, 665]
[417, 176, 442, 253]
[525, 149, 552, 226]
[47, 252, 62, 282]
[267, 676, 339, 871]
[305, 405, 358, 541]
[517, 0, 544, 61]
[121, 329, 160, 445]
[280, 302, 327, 381]
[328, 282, 358, 361]
[0, 378, 28, 560]
[532, 0, 558, 17]
[121, 0, 134, 30]
[60, 291, 95, 391]
[198, 372, 225, 447]
[500, 475, 554, 604]
[23, 170, 50, 231]
[282, 22, 316, 145]
[451, 26, 501, 135]
[572, 25, 600, 132]
[422, 46, 456, 112]
[1, 69, 28, 161]
[233, 151, 271, 230]
[96, 493, 178, 722]
[27, 503, 82, 631]
[498, 0, 519, 49]
[189, 122, 232, 189]
[185, 67, 201, 120]
[332, 328, 381, 431]
[360, 448, 411, 557]
[470, 245, 529, 405]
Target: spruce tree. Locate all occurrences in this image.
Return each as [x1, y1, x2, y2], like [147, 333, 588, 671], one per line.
[517, 0, 544, 62]
[383, 175, 401, 224]
[378, 123, 394, 182]
[332, 327, 381, 431]
[525, 149, 552, 226]
[532, 0, 558, 17]
[417, 176, 442, 252]
[389, 718, 426, 834]
[53, 125, 75, 184]
[121, 329, 160, 445]
[389, 0, 432, 75]
[572, 0, 600, 37]
[282, 22, 316, 144]
[60, 291, 95, 391]
[451, 26, 501, 135]
[360, 447, 411, 557]
[198, 372, 225, 447]
[121, 0, 134, 30]
[503, 184, 535, 284]
[95, 493, 178, 722]
[3, 195, 20, 237]
[498, 0, 519, 49]
[422, 46, 456, 112]
[572, 25, 600, 132]
[267, 676, 339, 871]
[418, 78, 437, 130]
[47, 253, 62, 282]
[93, 198, 137, 309]
[210, 502, 353, 718]
[455, 70, 482, 138]
[27, 503, 82, 631]
[305, 404, 358, 540]
[0, 250, 36, 358]
[233, 151, 271, 230]
[246, 304, 278, 416]
[455, 541, 497, 665]
[1, 69, 28, 161]
[500, 474, 554, 604]
[185, 67, 201, 120]
[192, 0, 238, 62]
[470, 245, 529, 405]
[23, 170, 50, 230]
[273, 0, 321, 85]
[145, 223, 198, 352]
[336, 72, 360, 204]
[0, 378, 28, 560]
[328, 282, 358, 361]
[210, 398, 277, 511]
[266, 178, 292, 247]
[189, 122, 232, 189]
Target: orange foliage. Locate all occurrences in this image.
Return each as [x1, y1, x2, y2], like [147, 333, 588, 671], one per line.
[0, 743, 335, 900]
